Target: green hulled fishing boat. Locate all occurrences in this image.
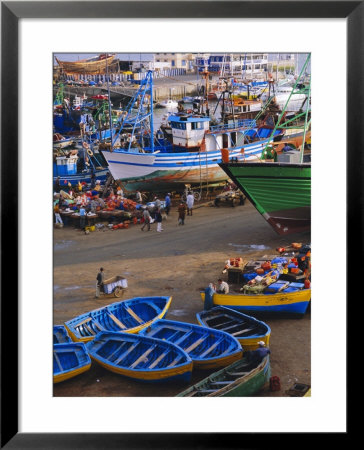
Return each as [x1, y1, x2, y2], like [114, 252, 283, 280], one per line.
[176, 354, 270, 397]
[218, 161, 311, 235]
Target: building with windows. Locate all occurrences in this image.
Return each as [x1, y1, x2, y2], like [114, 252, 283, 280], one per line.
[194, 53, 269, 77]
[154, 53, 195, 71]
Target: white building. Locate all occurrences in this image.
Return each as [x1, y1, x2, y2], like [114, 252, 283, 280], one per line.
[194, 53, 269, 77]
[154, 53, 194, 71]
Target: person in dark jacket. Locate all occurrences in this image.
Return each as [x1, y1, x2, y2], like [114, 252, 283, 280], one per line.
[96, 267, 105, 297]
[248, 341, 271, 364]
[155, 208, 163, 232]
[178, 202, 187, 225]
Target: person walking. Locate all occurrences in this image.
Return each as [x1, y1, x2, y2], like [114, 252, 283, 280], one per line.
[54, 203, 63, 226]
[141, 206, 152, 231]
[186, 191, 194, 216]
[164, 193, 171, 215]
[96, 267, 105, 298]
[155, 208, 163, 232]
[178, 201, 187, 225]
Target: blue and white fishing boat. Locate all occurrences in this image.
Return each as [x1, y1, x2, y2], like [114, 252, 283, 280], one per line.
[196, 306, 271, 351]
[86, 331, 193, 383]
[64, 296, 172, 343]
[139, 319, 243, 370]
[100, 70, 288, 192]
[53, 342, 91, 383]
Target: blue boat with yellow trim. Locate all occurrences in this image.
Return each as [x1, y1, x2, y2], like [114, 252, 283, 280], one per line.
[196, 306, 271, 351]
[64, 296, 172, 343]
[86, 331, 193, 383]
[200, 288, 311, 317]
[53, 342, 91, 383]
[139, 319, 243, 370]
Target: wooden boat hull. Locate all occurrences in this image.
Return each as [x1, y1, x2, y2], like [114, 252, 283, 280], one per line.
[64, 296, 172, 343]
[140, 319, 243, 370]
[86, 331, 193, 383]
[218, 162, 311, 235]
[200, 289, 311, 317]
[53, 343, 91, 383]
[196, 306, 271, 351]
[176, 355, 271, 397]
[55, 55, 115, 74]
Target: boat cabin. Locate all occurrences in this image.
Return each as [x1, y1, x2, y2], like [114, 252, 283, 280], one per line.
[169, 114, 210, 150]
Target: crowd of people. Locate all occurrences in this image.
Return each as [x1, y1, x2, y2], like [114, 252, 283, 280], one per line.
[54, 177, 198, 233]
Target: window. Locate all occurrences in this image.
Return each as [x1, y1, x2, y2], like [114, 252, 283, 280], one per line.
[171, 122, 186, 130]
[182, 60, 186, 66]
[171, 60, 175, 66]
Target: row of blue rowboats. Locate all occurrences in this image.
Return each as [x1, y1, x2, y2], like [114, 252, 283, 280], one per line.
[54, 296, 274, 394]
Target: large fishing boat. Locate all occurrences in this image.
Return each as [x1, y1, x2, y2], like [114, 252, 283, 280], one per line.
[55, 54, 115, 74]
[218, 161, 311, 235]
[100, 71, 310, 192]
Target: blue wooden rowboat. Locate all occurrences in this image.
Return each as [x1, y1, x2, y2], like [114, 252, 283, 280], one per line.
[86, 331, 193, 383]
[200, 288, 311, 317]
[139, 319, 243, 370]
[53, 342, 91, 383]
[64, 296, 172, 343]
[53, 325, 72, 344]
[196, 306, 271, 351]
[176, 354, 271, 397]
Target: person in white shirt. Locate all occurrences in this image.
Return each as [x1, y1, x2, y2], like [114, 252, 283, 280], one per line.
[186, 191, 194, 216]
[216, 278, 229, 294]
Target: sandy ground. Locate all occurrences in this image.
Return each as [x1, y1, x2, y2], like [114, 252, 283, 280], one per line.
[53, 199, 311, 397]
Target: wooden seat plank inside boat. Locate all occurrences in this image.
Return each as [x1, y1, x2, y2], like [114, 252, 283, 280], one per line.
[126, 307, 144, 324]
[107, 312, 127, 330]
[174, 330, 195, 346]
[83, 322, 97, 335]
[91, 318, 105, 332]
[113, 343, 139, 365]
[199, 338, 224, 358]
[53, 352, 64, 372]
[167, 354, 184, 368]
[184, 335, 208, 353]
[106, 342, 127, 361]
[231, 327, 256, 336]
[148, 350, 169, 369]
[130, 345, 157, 369]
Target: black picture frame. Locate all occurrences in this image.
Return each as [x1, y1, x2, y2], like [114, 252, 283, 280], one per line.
[1, 1, 358, 448]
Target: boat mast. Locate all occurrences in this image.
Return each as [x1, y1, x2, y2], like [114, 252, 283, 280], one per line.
[260, 53, 311, 158]
[106, 55, 113, 152]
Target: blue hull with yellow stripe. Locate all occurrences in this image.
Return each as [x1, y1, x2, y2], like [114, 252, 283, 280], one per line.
[139, 319, 243, 370]
[200, 289, 311, 317]
[86, 331, 193, 383]
[64, 296, 172, 343]
[53, 342, 91, 383]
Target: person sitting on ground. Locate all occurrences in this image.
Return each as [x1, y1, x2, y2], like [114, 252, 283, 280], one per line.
[216, 278, 229, 294]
